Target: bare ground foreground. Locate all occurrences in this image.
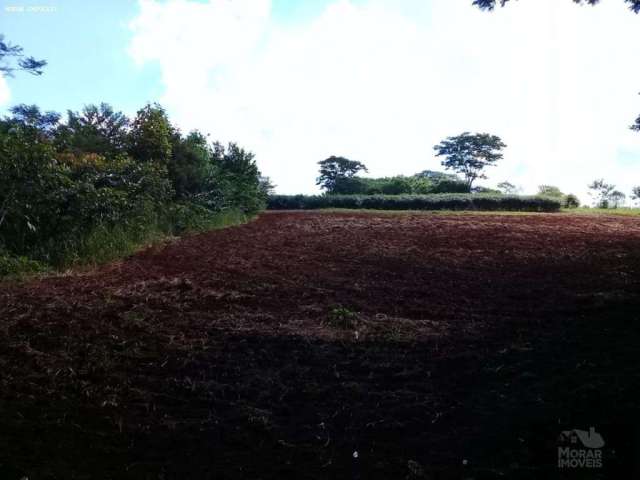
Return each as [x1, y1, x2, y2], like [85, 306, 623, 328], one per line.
[1, 211, 640, 479]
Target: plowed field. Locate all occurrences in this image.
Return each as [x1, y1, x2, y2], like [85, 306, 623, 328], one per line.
[2, 211, 640, 479]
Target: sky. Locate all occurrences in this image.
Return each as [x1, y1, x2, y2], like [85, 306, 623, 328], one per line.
[1, 0, 640, 203]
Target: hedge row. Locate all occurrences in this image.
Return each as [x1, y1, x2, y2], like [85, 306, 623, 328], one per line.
[267, 194, 562, 212]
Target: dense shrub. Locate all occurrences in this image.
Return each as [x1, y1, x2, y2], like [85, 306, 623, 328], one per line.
[330, 174, 469, 195]
[0, 102, 266, 273]
[563, 194, 581, 209]
[267, 194, 561, 212]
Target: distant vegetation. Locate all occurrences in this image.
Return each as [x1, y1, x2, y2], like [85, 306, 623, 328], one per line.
[433, 132, 506, 190]
[0, 102, 267, 276]
[267, 194, 562, 212]
[297, 133, 579, 213]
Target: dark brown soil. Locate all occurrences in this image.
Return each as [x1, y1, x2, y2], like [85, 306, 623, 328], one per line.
[1, 211, 640, 479]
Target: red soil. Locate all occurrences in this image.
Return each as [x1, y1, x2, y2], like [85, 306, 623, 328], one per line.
[1, 211, 640, 479]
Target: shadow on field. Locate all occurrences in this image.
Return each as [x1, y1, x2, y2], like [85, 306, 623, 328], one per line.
[1, 212, 640, 479]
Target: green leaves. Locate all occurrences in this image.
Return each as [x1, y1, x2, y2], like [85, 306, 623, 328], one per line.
[316, 156, 368, 192]
[0, 101, 266, 269]
[267, 194, 561, 212]
[434, 132, 506, 189]
[473, 0, 640, 14]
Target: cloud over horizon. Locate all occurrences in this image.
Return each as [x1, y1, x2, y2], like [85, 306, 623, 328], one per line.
[129, 0, 640, 203]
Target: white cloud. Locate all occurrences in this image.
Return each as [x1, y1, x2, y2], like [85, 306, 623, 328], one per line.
[0, 74, 10, 107]
[129, 0, 640, 203]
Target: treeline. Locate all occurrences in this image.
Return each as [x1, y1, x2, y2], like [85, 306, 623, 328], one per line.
[329, 171, 470, 195]
[0, 103, 268, 274]
[268, 194, 562, 212]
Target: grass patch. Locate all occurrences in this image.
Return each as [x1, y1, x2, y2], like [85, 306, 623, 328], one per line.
[1, 206, 250, 280]
[0, 251, 49, 281]
[563, 208, 640, 216]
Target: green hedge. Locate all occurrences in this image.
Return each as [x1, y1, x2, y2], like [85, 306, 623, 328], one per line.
[267, 194, 562, 212]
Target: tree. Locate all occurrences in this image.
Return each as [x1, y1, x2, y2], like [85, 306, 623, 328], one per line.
[0, 35, 46, 77]
[168, 130, 212, 198]
[631, 186, 640, 205]
[563, 194, 581, 209]
[610, 190, 626, 208]
[3, 104, 60, 141]
[55, 103, 129, 158]
[128, 103, 173, 164]
[588, 179, 616, 208]
[434, 132, 506, 190]
[316, 156, 368, 192]
[537, 185, 564, 198]
[497, 181, 518, 194]
[473, 0, 640, 13]
[215, 142, 264, 213]
[258, 176, 276, 197]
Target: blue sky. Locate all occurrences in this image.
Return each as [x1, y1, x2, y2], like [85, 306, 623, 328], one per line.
[1, 0, 162, 115]
[0, 0, 337, 114]
[1, 0, 640, 202]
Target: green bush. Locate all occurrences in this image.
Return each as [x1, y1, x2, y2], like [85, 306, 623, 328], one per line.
[0, 102, 265, 276]
[0, 249, 47, 277]
[563, 194, 580, 209]
[267, 194, 561, 212]
[329, 174, 469, 195]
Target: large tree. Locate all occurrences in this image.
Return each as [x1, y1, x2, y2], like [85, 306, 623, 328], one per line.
[588, 179, 616, 208]
[473, 0, 640, 13]
[497, 181, 518, 194]
[433, 132, 506, 190]
[537, 185, 565, 198]
[168, 130, 212, 198]
[128, 103, 173, 164]
[0, 34, 46, 76]
[316, 156, 368, 192]
[55, 103, 130, 158]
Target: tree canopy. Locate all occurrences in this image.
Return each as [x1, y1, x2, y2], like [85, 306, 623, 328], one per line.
[316, 156, 368, 192]
[537, 185, 564, 198]
[434, 132, 506, 189]
[497, 181, 518, 194]
[472, 0, 640, 13]
[0, 34, 46, 76]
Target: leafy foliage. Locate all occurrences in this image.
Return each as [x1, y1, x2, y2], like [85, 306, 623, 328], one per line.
[128, 103, 173, 165]
[55, 103, 129, 158]
[537, 185, 564, 198]
[610, 190, 626, 208]
[588, 179, 616, 208]
[168, 130, 212, 198]
[0, 34, 46, 76]
[316, 156, 368, 192]
[0, 101, 265, 273]
[267, 194, 561, 212]
[563, 194, 581, 209]
[497, 181, 518, 194]
[326, 171, 469, 195]
[434, 132, 506, 189]
[473, 0, 640, 13]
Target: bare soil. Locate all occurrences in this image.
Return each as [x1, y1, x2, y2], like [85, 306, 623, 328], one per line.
[1, 211, 640, 479]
